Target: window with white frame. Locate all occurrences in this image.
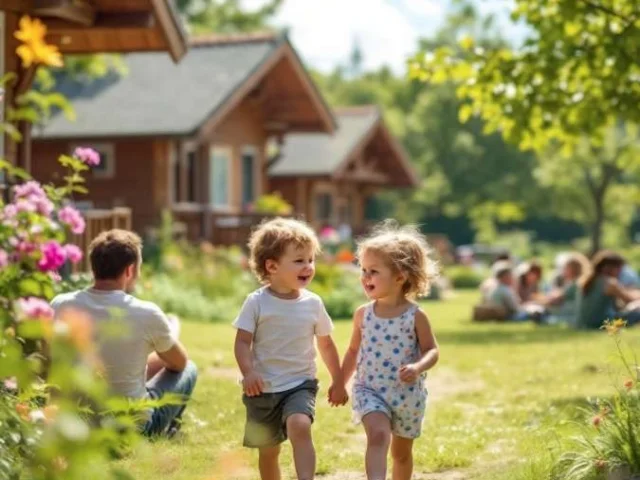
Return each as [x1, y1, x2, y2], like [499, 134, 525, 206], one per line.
[70, 142, 115, 179]
[241, 146, 257, 207]
[209, 146, 231, 208]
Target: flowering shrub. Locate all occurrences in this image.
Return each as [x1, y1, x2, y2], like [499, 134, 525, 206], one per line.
[0, 15, 146, 480]
[551, 320, 640, 480]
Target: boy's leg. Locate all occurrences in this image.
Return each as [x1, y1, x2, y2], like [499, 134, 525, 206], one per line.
[390, 435, 414, 480]
[143, 360, 198, 437]
[286, 414, 315, 480]
[258, 445, 281, 480]
[362, 412, 392, 480]
[281, 380, 319, 480]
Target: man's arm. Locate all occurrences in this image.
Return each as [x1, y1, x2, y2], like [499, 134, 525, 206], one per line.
[156, 341, 188, 372]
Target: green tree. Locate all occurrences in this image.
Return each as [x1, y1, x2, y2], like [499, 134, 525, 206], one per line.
[175, 0, 283, 33]
[535, 127, 640, 253]
[412, 0, 640, 150]
[411, 0, 640, 251]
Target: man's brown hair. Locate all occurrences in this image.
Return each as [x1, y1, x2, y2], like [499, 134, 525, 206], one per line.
[89, 229, 142, 280]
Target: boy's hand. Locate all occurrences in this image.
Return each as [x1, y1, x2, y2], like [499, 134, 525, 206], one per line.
[242, 371, 265, 397]
[399, 364, 420, 383]
[328, 382, 349, 406]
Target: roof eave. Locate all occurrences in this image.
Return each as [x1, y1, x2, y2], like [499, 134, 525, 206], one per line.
[151, 0, 189, 63]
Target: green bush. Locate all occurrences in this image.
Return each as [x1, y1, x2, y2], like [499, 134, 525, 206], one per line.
[311, 262, 364, 319]
[552, 320, 640, 480]
[446, 265, 486, 289]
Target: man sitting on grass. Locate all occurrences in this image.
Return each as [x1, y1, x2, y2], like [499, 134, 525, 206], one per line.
[488, 261, 545, 322]
[51, 229, 198, 437]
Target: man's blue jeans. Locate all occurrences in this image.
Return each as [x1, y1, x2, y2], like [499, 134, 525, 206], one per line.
[142, 360, 198, 437]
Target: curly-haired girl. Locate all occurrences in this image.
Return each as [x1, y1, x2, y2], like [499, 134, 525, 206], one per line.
[341, 220, 440, 480]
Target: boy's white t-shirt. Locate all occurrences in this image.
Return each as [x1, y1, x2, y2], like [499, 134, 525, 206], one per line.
[233, 287, 334, 393]
[51, 289, 177, 399]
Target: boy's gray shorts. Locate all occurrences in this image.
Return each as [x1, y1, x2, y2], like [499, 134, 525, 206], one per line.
[242, 379, 318, 448]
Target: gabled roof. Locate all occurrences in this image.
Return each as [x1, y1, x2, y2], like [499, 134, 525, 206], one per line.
[269, 106, 417, 187]
[34, 32, 335, 139]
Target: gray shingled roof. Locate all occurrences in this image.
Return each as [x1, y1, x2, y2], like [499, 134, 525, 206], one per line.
[34, 38, 282, 139]
[269, 108, 380, 176]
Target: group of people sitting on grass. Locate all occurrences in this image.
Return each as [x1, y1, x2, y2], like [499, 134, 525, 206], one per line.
[475, 250, 640, 328]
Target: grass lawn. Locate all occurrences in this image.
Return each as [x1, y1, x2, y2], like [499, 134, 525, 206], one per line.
[117, 290, 640, 479]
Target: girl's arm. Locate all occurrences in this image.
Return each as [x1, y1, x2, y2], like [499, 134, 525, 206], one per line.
[341, 306, 364, 383]
[399, 309, 439, 382]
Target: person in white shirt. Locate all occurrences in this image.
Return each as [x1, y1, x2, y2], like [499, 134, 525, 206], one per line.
[51, 229, 197, 438]
[234, 218, 347, 480]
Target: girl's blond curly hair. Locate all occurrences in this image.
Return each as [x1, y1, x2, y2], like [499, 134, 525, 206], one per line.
[248, 217, 321, 283]
[356, 220, 439, 298]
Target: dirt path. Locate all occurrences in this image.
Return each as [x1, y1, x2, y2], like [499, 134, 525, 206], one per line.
[207, 365, 487, 480]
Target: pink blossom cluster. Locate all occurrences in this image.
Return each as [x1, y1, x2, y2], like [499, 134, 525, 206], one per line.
[0, 249, 8, 269]
[73, 147, 100, 166]
[38, 241, 67, 272]
[35, 241, 83, 272]
[17, 297, 54, 321]
[57, 205, 85, 235]
[12, 181, 54, 217]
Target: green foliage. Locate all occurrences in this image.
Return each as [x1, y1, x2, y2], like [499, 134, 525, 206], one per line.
[310, 7, 541, 241]
[175, 0, 283, 33]
[552, 321, 640, 480]
[137, 241, 258, 322]
[311, 262, 364, 319]
[411, 0, 640, 150]
[445, 265, 486, 289]
[410, 0, 640, 251]
[251, 192, 293, 215]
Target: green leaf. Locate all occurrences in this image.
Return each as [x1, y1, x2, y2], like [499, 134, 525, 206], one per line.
[18, 278, 42, 297]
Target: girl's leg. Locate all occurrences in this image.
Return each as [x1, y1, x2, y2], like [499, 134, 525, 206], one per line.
[390, 435, 414, 480]
[258, 444, 281, 480]
[362, 412, 392, 480]
[286, 413, 315, 480]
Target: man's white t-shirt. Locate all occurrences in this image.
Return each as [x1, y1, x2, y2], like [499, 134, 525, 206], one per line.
[233, 287, 334, 393]
[51, 289, 176, 399]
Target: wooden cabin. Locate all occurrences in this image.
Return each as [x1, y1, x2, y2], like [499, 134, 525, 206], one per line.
[1, 0, 188, 172]
[269, 106, 417, 234]
[30, 32, 336, 243]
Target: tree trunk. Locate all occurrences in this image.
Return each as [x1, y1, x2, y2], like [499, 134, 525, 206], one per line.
[590, 193, 605, 256]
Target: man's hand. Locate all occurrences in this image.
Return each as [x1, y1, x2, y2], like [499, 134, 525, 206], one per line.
[242, 371, 265, 397]
[328, 382, 349, 406]
[399, 364, 420, 383]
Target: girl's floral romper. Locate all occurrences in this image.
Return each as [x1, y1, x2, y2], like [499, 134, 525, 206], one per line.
[352, 302, 428, 438]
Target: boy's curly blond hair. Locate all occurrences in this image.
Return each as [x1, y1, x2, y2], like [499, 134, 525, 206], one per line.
[356, 220, 439, 298]
[248, 217, 321, 283]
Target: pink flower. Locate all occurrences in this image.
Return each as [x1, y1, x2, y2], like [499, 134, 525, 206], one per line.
[17, 297, 54, 321]
[13, 180, 46, 201]
[15, 198, 37, 214]
[63, 244, 83, 264]
[38, 241, 67, 272]
[57, 206, 85, 235]
[3, 204, 17, 219]
[73, 147, 100, 166]
[0, 249, 8, 269]
[16, 241, 36, 254]
[49, 271, 62, 282]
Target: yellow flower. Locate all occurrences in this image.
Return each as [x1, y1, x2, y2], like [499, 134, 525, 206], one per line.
[14, 16, 63, 68]
[603, 318, 627, 335]
[14, 16, 46, 44]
